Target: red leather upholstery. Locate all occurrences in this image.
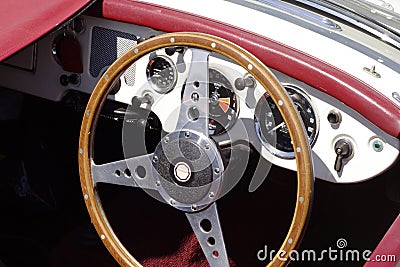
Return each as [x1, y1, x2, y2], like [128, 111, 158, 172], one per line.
[0, 0, 91, 61]
[103, 0, 400, 138]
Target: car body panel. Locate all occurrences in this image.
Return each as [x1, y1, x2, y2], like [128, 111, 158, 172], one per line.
[0, 0, 92, 61]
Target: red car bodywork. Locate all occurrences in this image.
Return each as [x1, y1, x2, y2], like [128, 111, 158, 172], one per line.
[0, 0, 91, 61]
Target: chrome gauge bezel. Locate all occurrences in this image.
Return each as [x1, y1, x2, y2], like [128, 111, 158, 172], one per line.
[181, 66, 240, 136]
[146, 55, 178, 94]
[254, 84, 320, 159]
[207, 67, 240, 136]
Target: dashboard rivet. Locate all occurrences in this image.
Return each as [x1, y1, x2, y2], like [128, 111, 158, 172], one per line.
[84, 194, 89, 200]
[164, 136, 170, 143]
[79, 148, 83, 154]
[133, 48, 139, 54]
[184, 131, 190, 138]
[296, 147, 301, 153]
[205, 144, 210, 150]
[170, 37, 175, 43]
[211, 42, 216, 48]
[156, 181, 161, 187]
[86, 110, 90, 115]
[105, 74, 109, 80]
[209, 192, 215, 198]
[191, 204, 198, 211]
[299, 196, 304, 203]
[288, 238, 293, 244]
[248, 64, 253, 70]
[101, 234, 105, 240]
[214, 168, 220, 174]
[278, 100, 283, 106]
[170, 199, 176, 205]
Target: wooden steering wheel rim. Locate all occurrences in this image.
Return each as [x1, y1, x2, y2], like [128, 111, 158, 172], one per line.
[78, 32, 313, 267]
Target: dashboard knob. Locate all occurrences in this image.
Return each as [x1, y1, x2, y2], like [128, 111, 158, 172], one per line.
[234, 76, 256, 90]
[327, 110, 342, 125]
[334, 139, 353, 172]
[60, 74, 80, 86]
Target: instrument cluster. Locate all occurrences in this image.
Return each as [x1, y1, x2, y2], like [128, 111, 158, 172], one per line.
[143, 47, 320, 158]
[134, 46, 398, 184]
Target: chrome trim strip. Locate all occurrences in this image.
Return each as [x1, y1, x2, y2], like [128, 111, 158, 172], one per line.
[294, 0, 400, 49]
[257, 0, 342, 31]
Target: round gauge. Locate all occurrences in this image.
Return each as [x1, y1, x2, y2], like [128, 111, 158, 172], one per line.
[146, 56, 177, 93]
[208, 68, 238, 135]
[182, 68, 239, 136]
[255, 85, 319, 158]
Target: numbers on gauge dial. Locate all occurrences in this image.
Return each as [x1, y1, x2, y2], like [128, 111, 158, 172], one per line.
[146, 56, 177, 93]
[255, 85, 318, 158]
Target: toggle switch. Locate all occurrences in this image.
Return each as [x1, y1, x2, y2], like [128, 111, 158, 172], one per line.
[334, 139, 353, 172]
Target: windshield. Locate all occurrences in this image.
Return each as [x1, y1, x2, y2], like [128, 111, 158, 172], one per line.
[235, 0, 400, 49]
[300, 0, 400, 35]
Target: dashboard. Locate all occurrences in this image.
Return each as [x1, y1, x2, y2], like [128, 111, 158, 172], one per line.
[0, 15, 398, 184]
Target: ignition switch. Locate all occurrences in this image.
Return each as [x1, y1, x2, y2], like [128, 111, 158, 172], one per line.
[334, 139, 353, 172]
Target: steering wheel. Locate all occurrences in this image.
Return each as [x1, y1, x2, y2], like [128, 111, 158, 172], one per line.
[78, 32, 313, 267]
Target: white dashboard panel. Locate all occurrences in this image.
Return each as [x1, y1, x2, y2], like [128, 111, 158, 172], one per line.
[0, 15, 398, 184]
[111, 44, 399, 183]
[271, 71, 399, 183]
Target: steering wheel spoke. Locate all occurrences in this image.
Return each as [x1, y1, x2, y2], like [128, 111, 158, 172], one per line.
[186, 202, 229, 267]
[176, 48, 211, 136]
[91, 153, 158, 191]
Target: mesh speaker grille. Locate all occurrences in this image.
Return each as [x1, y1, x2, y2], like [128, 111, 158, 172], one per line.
[90, 27, 137, 86]
[117, 37, 136, 86]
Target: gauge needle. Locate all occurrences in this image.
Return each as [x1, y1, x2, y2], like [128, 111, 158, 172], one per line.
[268, 121, 285, 134]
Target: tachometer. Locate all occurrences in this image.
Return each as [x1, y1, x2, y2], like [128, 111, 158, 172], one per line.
[255, 85, 318, 158]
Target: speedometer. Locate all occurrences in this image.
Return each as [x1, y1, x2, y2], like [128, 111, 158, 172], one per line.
[254, 85, 319, 159]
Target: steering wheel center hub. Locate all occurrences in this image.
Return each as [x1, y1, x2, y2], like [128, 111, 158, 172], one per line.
[174, 161, 192, 182]
[152, 130, 224, 211]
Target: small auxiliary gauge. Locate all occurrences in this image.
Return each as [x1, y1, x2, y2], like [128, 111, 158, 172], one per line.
[208, 68, 239, 136]
[146, 56, 177, 93]
[181, 68, 239, 136]
[255, 85, 319, 159]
